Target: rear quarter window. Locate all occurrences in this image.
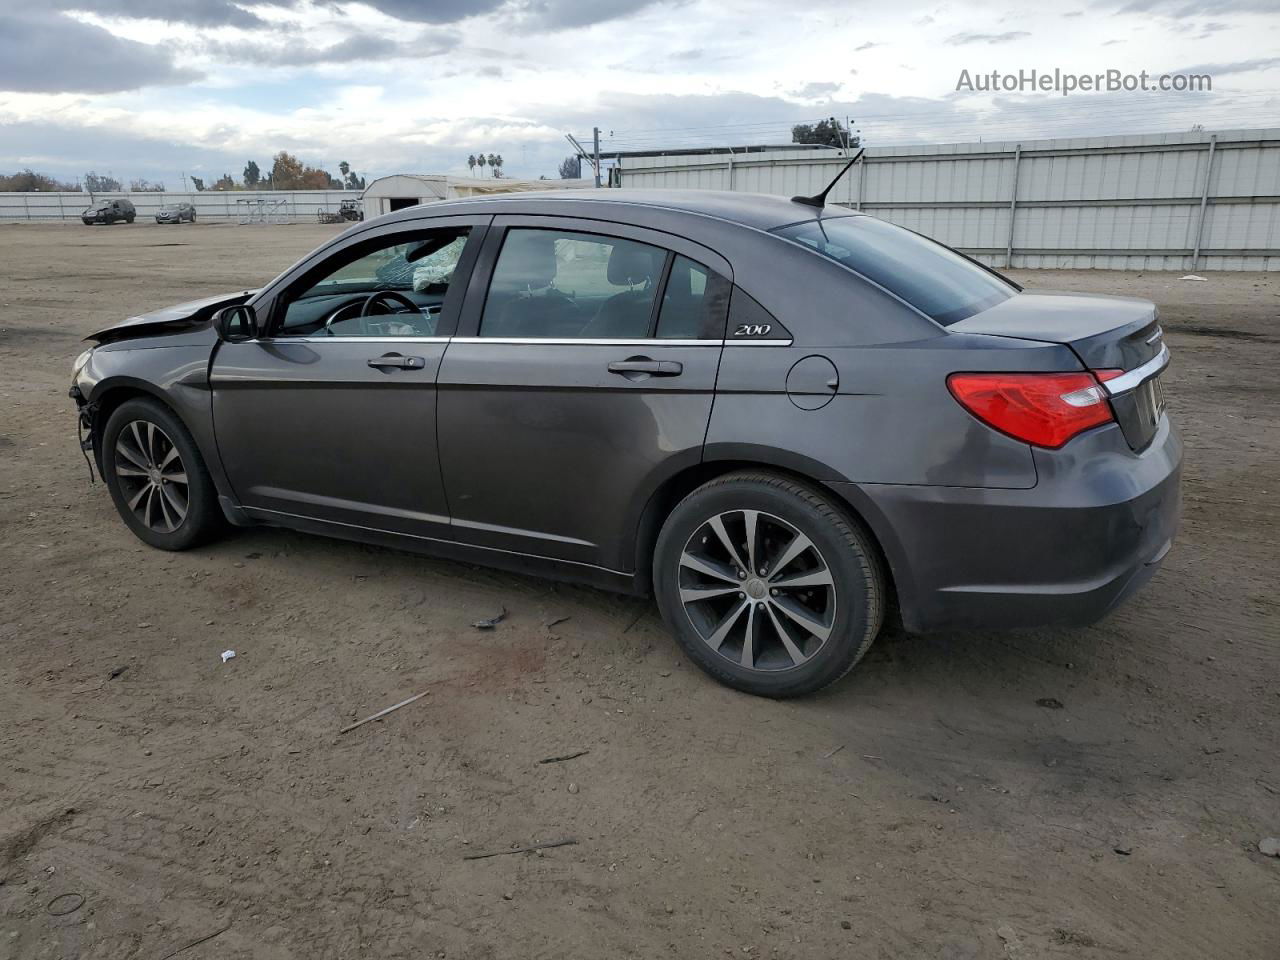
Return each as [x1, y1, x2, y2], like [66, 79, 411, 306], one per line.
[774, 216, 1015, 325]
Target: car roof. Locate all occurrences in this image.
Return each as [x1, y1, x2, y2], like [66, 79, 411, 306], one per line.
[378, 189, 861, 233]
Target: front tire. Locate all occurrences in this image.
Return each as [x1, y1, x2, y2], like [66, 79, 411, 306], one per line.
[653, 472, 885, 698]
[101, 398, 224, 550]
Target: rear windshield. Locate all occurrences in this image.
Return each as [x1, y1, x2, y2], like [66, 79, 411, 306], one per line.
[775, 216, 1014, 325]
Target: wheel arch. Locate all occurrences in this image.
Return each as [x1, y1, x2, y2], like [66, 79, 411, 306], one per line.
[88, 379, 229, 508]
[88, 378, 177, 470]
[632, 456, 903, 624]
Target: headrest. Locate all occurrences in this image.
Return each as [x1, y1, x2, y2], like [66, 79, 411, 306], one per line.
[607, 243, 661, 286]
[499, 231, 557, 289]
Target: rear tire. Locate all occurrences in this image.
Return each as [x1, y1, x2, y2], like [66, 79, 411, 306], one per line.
[653, 472, 885, 698]
[101, 398, 224, 550]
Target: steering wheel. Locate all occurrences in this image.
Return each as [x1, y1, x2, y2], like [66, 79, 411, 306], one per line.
[361, 290, 419, 317]
[321, 296, 370, 336]
[320, 291, 422, 336]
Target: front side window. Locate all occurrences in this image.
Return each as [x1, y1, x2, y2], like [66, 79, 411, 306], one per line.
[775, 216, 1014, 325]
[480, 229, 666, 339]
[275, 229, 470, 337]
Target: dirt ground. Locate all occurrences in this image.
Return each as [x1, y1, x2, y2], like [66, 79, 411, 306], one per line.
[1, 221, 1277, 960]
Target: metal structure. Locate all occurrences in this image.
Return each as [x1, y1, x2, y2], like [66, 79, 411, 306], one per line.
[236, 196, 290, 225]
[616, 127, 1280, 271]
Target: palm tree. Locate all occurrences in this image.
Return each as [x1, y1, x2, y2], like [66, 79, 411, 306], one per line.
[476, 154, 486, 175]
[494, 154, 504, 178]
[487, 154, 498, 177]
[467, 155, 476, 175]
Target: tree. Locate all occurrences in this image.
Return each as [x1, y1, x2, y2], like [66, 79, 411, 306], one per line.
[0, 168, 78, 191]
[486, 153, 498, 177]
[340, 162, 364, 190]
[191, 176, 206, 191]
[493, 154, 503, 177]
[129, 178, 165, 192]
[467, 154, 477, 175]
[243, 160, 261, 188]
[557, 155, 582, 179]
[84, 171, 122, 192]
[300, 167, 342, 189]
[476, 154, 486, 174]
[269, 151, 304, 189]
[213, 174, 236, 190]
[791, 117, 859, 149]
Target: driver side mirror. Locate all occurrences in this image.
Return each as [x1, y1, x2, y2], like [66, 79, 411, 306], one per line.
[213, 304, 259, 342]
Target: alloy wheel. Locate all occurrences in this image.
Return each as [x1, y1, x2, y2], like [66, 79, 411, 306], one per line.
[114, 420, 189, 533]
[678, 509, 837, 672]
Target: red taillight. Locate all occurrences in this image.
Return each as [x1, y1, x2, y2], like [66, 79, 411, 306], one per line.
[947, 371, 1115, 449]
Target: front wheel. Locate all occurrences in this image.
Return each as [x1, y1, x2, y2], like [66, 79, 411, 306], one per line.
[653, 473, 885, 698]
[101, 398, 224, 550]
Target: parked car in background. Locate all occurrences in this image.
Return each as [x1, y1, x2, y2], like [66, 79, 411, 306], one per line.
[68, 190, 1180, 697]
[81, 198, 135, 225]
[156, 202, 196, 224]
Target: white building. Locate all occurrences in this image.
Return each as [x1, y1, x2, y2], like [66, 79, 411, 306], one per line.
[361, 174, 595, 218]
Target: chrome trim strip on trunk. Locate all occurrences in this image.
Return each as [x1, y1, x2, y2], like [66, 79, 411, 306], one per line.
[1103, 344, 1170, 396]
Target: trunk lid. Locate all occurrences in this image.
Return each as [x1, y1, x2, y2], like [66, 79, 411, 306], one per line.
[949, 291, 1169, 450]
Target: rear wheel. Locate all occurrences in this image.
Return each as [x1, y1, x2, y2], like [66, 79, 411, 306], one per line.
[101, 398, 224, 550]
[653, 473, 885, 698]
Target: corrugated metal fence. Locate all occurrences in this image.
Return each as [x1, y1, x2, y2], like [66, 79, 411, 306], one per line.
[618, 128, 1280, 271]
[0, 190, 355, 224]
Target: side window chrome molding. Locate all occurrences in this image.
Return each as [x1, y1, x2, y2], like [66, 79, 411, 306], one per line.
[256, 343, 455, 350]
[252, 335, 794, 347]
[449, 337, 794, 347]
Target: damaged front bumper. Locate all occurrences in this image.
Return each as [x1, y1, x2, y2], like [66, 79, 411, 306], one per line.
[69, 349, 99, 478]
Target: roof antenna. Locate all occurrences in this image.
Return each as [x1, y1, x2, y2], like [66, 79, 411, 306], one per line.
[791, 148, 865, 208]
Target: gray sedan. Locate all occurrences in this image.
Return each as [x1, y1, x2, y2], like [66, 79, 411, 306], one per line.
[69, 189, 1180, 697]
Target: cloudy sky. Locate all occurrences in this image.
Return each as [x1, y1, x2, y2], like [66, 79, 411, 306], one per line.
[0, 0, 1278, 187]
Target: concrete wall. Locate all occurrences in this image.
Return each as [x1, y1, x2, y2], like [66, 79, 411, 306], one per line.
[617, 128, 1280, 271]
[0, 190, 356, 223]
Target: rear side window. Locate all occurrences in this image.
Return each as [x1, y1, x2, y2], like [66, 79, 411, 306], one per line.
[481, 228, 664, 339]
[775, 216, 1014, 325]
[655, 255, 731, 339]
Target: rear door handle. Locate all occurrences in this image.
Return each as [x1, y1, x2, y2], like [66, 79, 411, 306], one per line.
[607, 358, 683, 378]
[368, 354, 426, 370]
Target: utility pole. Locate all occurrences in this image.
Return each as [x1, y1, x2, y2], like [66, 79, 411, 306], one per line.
[592, 127, 602, 188]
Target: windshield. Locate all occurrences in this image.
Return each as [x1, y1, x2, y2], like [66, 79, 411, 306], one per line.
[774, 216, 1015, 325]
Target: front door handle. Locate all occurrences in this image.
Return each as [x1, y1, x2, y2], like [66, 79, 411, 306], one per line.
[368, 354, 426, 370]
[608, 358, 683, 379]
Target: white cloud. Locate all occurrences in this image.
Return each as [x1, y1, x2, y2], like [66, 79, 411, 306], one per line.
[1, 0, 1278, 183]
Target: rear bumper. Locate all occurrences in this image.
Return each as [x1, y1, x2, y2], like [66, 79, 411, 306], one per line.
[828, 418, 1182, 633]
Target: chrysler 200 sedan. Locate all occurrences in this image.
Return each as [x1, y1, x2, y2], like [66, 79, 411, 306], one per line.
[69, 190, 1181, 697]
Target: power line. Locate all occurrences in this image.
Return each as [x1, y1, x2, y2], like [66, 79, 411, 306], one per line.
[579, 89, 1278, 150]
